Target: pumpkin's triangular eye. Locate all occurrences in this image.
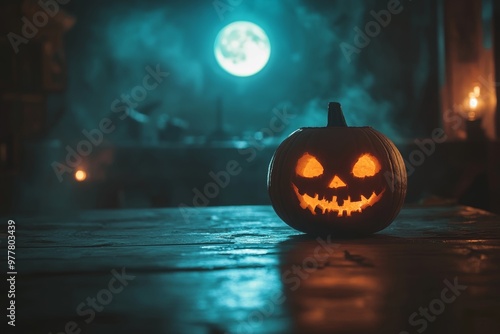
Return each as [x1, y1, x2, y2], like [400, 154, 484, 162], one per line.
[296, 153, 324, 178]
[352, 154, 381, 178]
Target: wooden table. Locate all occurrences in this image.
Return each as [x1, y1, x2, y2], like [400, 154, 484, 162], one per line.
[5, 205, 500, 334]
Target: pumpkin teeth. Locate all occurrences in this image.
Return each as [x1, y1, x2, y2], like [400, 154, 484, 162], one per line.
[292, 184, 386, 217]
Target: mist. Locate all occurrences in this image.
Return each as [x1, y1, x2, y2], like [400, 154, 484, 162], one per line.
[53, 0, 437, 144]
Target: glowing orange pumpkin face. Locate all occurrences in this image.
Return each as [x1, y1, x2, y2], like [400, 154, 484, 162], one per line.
[268, 102, 407, 235]
[293, 153, 385, 217]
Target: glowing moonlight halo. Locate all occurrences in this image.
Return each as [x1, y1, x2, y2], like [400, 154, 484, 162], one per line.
[214, 21, 271, 77]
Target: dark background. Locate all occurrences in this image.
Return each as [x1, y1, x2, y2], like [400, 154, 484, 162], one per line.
[1, 0, 499, 214]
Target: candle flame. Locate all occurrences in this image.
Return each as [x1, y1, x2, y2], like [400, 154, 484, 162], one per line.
[473, 86, 480, 97]
[463, 85, 483, 121]
[469, 96, 478, 110]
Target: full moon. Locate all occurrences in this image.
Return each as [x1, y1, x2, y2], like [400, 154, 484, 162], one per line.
[214, 21, 271, 77]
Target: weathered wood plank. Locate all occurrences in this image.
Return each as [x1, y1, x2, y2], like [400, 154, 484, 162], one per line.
[6, 205, 500, 250]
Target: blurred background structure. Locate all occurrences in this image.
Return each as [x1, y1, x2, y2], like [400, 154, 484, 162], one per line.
[0, 0, 499, 214]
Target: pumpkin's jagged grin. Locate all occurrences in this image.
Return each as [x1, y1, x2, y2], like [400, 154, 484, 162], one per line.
[292, 184, 386, 217]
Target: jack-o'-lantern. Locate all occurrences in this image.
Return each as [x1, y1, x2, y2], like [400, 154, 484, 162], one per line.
[268, 102, 407, 235]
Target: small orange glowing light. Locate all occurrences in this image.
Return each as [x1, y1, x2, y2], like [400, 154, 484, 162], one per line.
[468, 96, 478, 120]
[75, 170, 87, 182]
[469, 96, 478, 110]
[473, 86, 481, 97]
[465, 86, 482, 120]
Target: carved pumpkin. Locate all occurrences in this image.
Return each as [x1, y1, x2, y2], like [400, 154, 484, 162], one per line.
[268, 102, 407, 235]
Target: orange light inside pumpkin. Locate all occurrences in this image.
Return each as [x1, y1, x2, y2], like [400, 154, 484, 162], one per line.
[268, 102, 407, 235]
[328, 175, 346, 189]
[293, 153, 385, 217]
[293, 185, 385, 217]
[296, 153, 324, 178]
[352, 154, 381, 178]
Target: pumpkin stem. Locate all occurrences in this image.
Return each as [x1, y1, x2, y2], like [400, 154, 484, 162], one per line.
[327, 102, 348, 127]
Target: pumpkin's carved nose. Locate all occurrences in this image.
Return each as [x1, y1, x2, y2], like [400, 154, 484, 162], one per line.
[328, 175, 347, 189]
